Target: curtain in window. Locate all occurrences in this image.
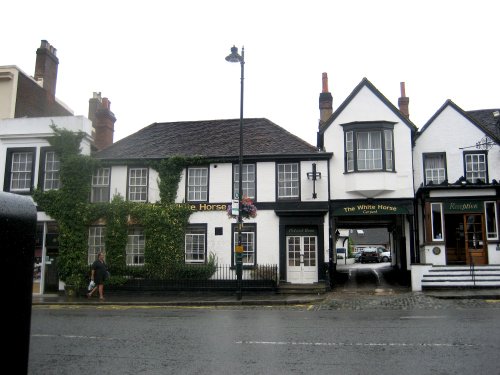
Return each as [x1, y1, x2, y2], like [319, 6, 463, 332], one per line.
[357, 132, 382, 170]
[424, 154, 446, 185]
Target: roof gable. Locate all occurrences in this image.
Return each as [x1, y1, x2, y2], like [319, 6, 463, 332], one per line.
[95, 118, 325, 161]
[418, 100, 500, 144]
[318, 77, 417, 134]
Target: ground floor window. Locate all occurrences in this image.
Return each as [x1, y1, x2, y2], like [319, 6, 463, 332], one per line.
[485, 201, 498, 240]
[185, 225, 207, 263]
[430, 203, 444, 241]
[88, 226, 106, 264]
[126, 228, 145, 265]
[232, 223, 256, 266]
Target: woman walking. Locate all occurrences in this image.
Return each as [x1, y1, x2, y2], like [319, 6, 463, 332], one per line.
[87, 252, 108, 300]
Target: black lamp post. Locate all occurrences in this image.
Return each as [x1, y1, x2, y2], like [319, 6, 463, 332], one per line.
[226, 45, 244, 300]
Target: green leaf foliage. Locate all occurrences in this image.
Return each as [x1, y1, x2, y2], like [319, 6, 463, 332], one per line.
[34, 124, 199, 285]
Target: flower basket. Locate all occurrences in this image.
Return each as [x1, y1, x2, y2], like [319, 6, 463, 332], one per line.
[227, 197, 257, 219]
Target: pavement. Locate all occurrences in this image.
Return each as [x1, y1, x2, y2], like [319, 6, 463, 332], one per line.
[31, 288, 500, 307]
[31, 290, 326, 307]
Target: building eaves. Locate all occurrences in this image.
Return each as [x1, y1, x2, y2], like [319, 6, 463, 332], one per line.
[318, 77, 418, 135]
[94, 118, 326, 161]
[417, 100, 500, 144]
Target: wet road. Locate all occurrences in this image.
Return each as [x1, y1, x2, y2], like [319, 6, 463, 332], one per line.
[28, 300, 500, 375]
[334, 263, 409, 294]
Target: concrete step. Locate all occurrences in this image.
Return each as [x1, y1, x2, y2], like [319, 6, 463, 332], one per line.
[422, 265, 500, 290]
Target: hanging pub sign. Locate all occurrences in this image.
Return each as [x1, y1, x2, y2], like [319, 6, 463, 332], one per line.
[443, 201, 483, 213]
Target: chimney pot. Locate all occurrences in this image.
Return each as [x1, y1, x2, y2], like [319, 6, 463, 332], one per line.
[34, 40, 59, 98]
[89, 94, 116, 151]
[398, 81, 410, 118]
[319, 72, 333, 126]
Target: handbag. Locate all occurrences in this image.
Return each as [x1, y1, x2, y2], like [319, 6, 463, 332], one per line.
[88, 280, 95, 291]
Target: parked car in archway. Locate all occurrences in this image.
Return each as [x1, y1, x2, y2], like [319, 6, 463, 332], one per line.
[360, 248, 381, 263]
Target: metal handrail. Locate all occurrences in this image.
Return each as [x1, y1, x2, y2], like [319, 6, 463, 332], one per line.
[469, 253, 476, 287]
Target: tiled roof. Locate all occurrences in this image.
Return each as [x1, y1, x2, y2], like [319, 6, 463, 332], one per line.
[95, 118, 321, 160]
[467, 109, 500, 141]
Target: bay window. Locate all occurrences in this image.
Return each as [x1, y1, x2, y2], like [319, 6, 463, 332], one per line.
[343, 122, 395, 172]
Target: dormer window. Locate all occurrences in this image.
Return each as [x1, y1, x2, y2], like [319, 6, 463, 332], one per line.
[343, 122, 395, 173]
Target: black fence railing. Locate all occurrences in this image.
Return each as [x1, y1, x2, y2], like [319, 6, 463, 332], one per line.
[107, 264, 279, 293]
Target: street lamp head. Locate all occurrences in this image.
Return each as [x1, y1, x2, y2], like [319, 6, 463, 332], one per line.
[225, 45, 244, 63]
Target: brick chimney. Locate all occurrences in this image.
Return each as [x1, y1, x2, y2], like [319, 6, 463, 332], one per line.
[89, 92, 116, 150]
[398, 82, 410, 118]
[319, 72, 333, 126]
[34, 40, 59, 98]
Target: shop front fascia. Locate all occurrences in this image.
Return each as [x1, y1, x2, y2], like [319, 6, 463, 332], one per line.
[419, 189, 500, 266]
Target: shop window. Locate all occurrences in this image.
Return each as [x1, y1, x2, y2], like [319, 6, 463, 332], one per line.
[431, 203, 444, 241]
[485, 201, 498, 240]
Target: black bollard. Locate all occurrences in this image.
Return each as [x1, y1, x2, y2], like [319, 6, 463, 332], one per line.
[0, 192, 37, 374]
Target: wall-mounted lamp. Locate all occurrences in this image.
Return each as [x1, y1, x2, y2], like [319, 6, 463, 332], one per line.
[307, 163, 321, 199]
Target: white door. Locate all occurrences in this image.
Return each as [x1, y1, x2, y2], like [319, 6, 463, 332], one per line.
[287, 235, 317, 283]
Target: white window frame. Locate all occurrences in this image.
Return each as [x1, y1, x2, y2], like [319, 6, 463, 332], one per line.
[424, 153, 446, 185]
[233, 229, 256, 266]
[464, 152, 487, 183]
[126, 228, 145, 266]
[88, 226, 106, 264]
[43, 151, 60, 191]
[431, 202, 444, 241]
[485, 201, 498, 240]
[344, 127, 394, 172]
[10, 151, 33, 192]
[128, 167, 148, 202]
[357, 131, 383, 171]
[277, 163, 299, 199]
[91, 167, 110, 203]
[185, 226, 206, 263]
[233, 163, 256, 199]
[187, 167, 208, 202]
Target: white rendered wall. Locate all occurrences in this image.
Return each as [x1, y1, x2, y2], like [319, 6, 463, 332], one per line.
[256, 162, 276, 202]
[300, 160, 329, 201]
[413, 104, 500, 190]
[324, 86, 415, 200]
[187, 209, 280, 266]
[0, 116, 93, 188]
[0, 67, 18, 119]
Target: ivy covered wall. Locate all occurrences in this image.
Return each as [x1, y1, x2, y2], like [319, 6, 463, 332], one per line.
[34, 125, 214, 287]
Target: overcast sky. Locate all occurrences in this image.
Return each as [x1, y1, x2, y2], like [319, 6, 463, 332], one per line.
[3, 0, 499, 145]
